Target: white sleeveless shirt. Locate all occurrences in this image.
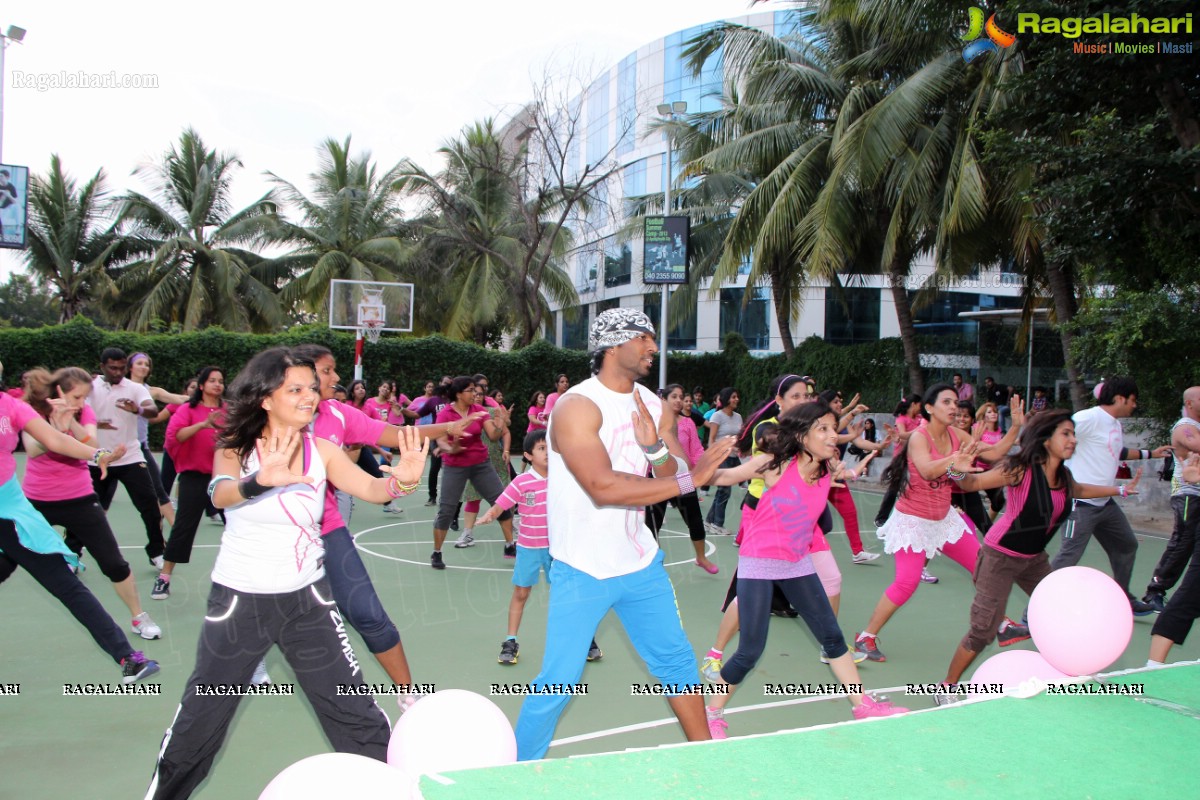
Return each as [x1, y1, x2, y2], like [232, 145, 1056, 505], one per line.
[212, 436, 327, 593]
[547, 377, 661, 579]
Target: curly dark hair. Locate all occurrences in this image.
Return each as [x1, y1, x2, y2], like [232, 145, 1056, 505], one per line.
[1001, 408, 1075, 502]
[215, 348, 317, 467]
[764, 401, 836, 475]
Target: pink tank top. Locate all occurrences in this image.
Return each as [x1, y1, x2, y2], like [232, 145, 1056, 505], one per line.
[895, 427, 959, 521]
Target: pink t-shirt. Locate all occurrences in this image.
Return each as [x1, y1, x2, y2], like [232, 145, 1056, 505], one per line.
[492, 471, 548, 548]
[166, 403, 224, 474]
[677, 416, 704, 468]
[311, 399, 388, 535]
[362, 397, 396, 425]
[436, 404, 489, 467]
[894, 414, 924, 456]
[527, 405, 547, 433]
[0, 394, 38, 484]
[740, 464, 831, 562]
[23, 405, 96, 501]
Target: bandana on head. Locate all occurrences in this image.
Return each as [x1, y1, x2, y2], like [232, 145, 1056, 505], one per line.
[588, 308, 656, 352]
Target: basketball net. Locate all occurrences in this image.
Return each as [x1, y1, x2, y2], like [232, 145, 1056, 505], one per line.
[362, 320, 384, 344]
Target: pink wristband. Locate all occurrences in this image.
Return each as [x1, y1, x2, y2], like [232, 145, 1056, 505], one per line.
[675, 471, 695, 496]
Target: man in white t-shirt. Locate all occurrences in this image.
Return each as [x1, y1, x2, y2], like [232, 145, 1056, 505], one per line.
[88, 347, 165, 567]
[513, 309, 736, 761]
[1051, 377, 1171, 615]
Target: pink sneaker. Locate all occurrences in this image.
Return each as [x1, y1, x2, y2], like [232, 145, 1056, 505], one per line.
[707, 714, 728, 740]
[852, 695, 908, 720]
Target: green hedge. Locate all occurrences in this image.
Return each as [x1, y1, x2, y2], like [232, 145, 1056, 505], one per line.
[0, 319, 908, 440]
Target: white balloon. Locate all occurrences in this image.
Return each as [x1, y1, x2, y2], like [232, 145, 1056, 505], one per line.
[259, 752, 416, 799]
[388, 690, 517, 776]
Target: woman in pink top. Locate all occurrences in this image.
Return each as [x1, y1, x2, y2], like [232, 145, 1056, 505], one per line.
[647, 384, 717, 573]
[153, 366, 225, 599]
[527, 390, 548, 433]
[855, 383, 1019, 663]
[22, 368, 162, 640]
[700, 402, 906, 738]
[542, 373, 570, 418]
[0, 369, 158, 685]
[973, 401, 1008, 520]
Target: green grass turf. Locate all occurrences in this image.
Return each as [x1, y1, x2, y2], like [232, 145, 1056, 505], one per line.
[1, 454, 1196, 798]
[418, 663, 1200, 800]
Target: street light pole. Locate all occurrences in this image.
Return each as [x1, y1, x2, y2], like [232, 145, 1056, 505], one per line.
[0, 26, 27, 164]
[655, 100, 686, 389]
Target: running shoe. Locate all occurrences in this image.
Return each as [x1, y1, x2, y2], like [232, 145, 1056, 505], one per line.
[131, 612, 162, 640]
[852, 550, 882, 564]
[997, 618, 1031, 647]
[149, 555, 165, 571]
[251, 659, 272, 686]
[587, 640, 603, 662]
[1143, 593, 1167, 614]
[852, 695, 908, 719]
[120, 652, 160, 684]
[706, 712, 728, 740]
[503, 543, 517, 559]
[1130, 598, 1156, 617]
[854, 634, 887, 663]
[150, 576, 170, 600]
[920, 569, 940, 584]
[498, 639, 519, 665]
[700, 655, 724, 682]
[820, 648, 869, 664]
[453, 530, 475, 548]
[425, 498, 437, 507]
[431, 551, 446, 570]
[382, 502, 402, 514]
[933, 684, 964, 707]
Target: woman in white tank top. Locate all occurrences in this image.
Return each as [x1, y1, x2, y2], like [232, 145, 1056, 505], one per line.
[145, 347, 428, 800]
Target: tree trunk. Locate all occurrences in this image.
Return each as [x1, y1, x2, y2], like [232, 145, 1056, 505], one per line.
[1044, 258, 1086, 411]
[887, 261, 924, 395]
[769, 280, 796, 358]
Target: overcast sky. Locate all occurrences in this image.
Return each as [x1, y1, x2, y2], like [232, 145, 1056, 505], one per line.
[0, 0, 771, 277]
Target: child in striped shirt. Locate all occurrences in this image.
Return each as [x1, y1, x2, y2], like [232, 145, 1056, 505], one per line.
[479, 429, 601, 665]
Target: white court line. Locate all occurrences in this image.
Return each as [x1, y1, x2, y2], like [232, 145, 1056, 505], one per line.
[549, 684, 912, 747]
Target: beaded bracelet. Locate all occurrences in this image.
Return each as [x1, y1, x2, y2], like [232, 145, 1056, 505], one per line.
[386, 475, 421, 498]
[88, 448, 113, 467]
[945, 463, 967, 481]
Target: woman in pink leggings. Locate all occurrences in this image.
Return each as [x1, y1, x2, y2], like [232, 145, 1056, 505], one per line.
[855, 383, 1018, 662]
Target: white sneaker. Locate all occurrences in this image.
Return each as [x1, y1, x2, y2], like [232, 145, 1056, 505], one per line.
[453, 529, 475, 548]
[131, 611, 162, 640]
[852, 550, 882, 564]
[251, 659, 272, 686]
[149, 555, 165, 570]
[382, 503, 402, 514]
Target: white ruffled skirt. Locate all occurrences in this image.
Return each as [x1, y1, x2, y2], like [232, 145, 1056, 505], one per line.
[876, 508, 969, 556]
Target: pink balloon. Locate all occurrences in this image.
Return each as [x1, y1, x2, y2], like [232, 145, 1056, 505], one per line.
[388, 690, 516, 776]
[259, 752, 415, 799]
[1027, 566, 1133, 676]
[969, 649, 1070, 691]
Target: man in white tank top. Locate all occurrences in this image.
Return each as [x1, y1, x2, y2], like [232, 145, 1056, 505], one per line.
[514, 309, 736, 761]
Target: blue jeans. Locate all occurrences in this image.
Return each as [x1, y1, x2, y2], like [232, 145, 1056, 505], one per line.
[704, 454, 742, 528]
[514, 550, 698, 760]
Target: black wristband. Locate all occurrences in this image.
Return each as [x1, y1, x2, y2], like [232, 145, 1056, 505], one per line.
[238, 472, 270, 500]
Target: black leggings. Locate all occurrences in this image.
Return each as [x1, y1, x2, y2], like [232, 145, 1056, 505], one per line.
[163, 472, 211, 565]
[647, 493, 706, 542]
[0, 520, 134, 663]
[720, 572, 848, 685]
[141, 442, 171, 505]
[30, 495, 131, 583]
[91, 462, 164, 559]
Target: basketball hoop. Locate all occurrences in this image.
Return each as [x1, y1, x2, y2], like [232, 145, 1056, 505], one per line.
[362, 320, 384, 344]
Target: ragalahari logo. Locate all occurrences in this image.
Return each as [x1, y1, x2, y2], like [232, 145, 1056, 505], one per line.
[962, 7, 1016, 61]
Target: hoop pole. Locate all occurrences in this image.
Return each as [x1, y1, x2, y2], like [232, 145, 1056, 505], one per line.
[355, 329, 364, 381]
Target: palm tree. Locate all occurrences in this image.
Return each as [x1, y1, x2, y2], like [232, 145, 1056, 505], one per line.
[107, 128, 283, 332]
[399, 119, 578, 345]
[263, 137, 411, 320]
[23, 155, 126, 322]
